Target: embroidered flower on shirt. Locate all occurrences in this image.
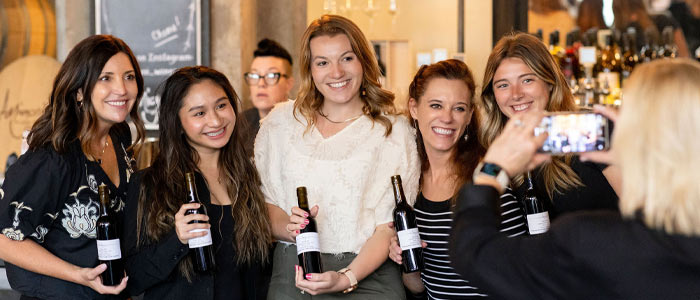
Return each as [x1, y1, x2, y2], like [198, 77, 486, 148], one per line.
[122, 143, 135, 183]
[9, 201, 33, 228]
[87, 174, 98, 194]
[2, 228, 24, 241]
[30, 225, 49, 242]
[62, 186, 98, 239]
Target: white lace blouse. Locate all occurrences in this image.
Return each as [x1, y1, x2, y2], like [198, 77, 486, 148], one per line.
[254, 101, 420, 254]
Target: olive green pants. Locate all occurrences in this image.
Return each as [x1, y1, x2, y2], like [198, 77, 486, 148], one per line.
[266, 243, 405, 300]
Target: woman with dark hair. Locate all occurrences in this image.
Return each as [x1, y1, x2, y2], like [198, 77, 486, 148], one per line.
[0, 34, 145, 299]
[479, 32, 619, 220]
[387, 59, 526, 299]
[577, 0, 608, 32]
[123, 66, 272, 299]
[255, 14, 419, 298]
[613, 0, 691, 57]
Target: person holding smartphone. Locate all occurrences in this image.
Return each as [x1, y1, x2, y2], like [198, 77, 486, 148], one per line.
[450, 58, 700, 299]
[0, 35, 145, 299]
[478, 32, 620, 220]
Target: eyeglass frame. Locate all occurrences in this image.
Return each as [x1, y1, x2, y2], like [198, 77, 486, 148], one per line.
[244, 72, 289, 86]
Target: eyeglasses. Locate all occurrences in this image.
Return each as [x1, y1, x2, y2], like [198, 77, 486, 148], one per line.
[244, 72, 288, 86]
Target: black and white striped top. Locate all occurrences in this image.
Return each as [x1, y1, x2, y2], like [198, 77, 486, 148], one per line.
[413, 188, 526, 299]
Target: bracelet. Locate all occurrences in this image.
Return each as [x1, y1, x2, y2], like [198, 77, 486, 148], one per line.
[337, 268, 358, 293]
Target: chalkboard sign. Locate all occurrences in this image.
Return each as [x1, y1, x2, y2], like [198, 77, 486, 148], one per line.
[95, 0, 209, 130]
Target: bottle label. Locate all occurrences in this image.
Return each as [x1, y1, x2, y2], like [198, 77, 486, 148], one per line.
[188, 228, 213, 248]
[96, 239, 122, 260]
[526, 212, 551, 235]
[579, 47, 596, 65]
[296, 232, 320, 254]
[397, 228, 422, 251]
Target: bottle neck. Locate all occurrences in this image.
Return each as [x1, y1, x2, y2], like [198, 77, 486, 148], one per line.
[99, 199, 110, 216]
[392, 182, 406, 205]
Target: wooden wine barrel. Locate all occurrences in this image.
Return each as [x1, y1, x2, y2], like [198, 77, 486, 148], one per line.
[0, 0, 56, 70]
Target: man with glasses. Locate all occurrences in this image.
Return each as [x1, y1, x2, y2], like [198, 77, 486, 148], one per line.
[243, 38, 295, 154]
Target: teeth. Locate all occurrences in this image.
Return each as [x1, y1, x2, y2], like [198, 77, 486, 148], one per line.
[329, 81, 348, 88]
[108, 101, 126, 106]
[513, 104, 530, 111]
[206, 129, 224, 137]
[432, 127, 455, 135]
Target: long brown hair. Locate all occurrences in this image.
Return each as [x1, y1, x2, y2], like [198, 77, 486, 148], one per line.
[137, 66, 271, 280]
[578, 0, 608, 32]
[295, 14, 395, 136]
[612, 0, 657, 33]
[28, 34, 145, 156]
[408, 59, 486, 201]
[479, 32, 582, 199]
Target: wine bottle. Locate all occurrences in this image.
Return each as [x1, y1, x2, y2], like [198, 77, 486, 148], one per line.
[391, 175, 422, 273]
[659, 26, 677, 59]
[295, 187, 322, 276]
[96, 184, 124, 286]
[522, 172, 550, 235]
[621, 31, 638, 87]
[184, 172, 215, 273]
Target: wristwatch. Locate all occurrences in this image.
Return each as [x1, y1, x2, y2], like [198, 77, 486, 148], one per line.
[473, 161, 510, 191]
[337, 268, 358, 293]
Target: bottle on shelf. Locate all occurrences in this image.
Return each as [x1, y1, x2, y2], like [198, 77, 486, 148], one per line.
[549, 30, 565, 66]
[391, 175, 422, 273]
[659, 26, 678, 59]
[296, 186, 323, 276]
[621, 30, 638, 87]
[561, 30, 580, 83]
[184, 172, 215, 274]
[534, 28, 544, 41]
[96, 184, 124, 286]
[596, 34, 622, 105]
[521, 172, 550, 235]
[640, 28, 659, 63]
[579, 30, 598, 107]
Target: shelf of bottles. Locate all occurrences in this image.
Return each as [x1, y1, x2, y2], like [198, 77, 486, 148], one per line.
[535, 26, 679, 107]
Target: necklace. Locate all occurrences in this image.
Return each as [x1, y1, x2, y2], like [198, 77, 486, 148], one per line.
[318, 110, 363, 124]
[96, 138, 109, 164]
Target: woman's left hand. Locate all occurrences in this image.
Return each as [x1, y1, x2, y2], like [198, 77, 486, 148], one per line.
[294, 265, 350, 295]
[483, 111, 550, 176]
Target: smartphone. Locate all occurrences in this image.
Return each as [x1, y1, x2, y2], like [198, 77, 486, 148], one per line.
[534, 111, 610, 154]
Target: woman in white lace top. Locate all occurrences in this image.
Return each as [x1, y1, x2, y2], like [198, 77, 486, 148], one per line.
[254, 14, 419, 299]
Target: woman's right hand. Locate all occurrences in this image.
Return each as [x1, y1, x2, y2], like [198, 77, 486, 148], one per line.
[388, 222, 427, 265]
[174, 203, 210, 244]
[287, 205, 319, 239]
[78, 263, 128, 294]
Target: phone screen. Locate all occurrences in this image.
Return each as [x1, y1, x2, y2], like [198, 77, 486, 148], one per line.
[534, 112, 610, 154]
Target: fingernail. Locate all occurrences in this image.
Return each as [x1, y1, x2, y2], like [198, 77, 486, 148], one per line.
[295, 230, 299, 234]
[304, 213, 309, 217]
[300, 224, 306, 229]
[304, 219, 309, 224]
[306, 274, 312, 280]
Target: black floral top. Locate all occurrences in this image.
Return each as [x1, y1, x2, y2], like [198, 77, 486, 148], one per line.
[0, 128, 134, 300]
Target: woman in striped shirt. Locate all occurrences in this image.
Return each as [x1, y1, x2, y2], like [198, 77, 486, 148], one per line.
[389, 59, 526, 299]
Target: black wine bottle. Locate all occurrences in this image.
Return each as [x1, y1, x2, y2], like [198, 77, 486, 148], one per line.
[184, 172, 215, 273]
[295, 187, 322, 276]
[96, 184, 124, 286]
[391, 175, 422, 273]
[522, 172, 550, 235]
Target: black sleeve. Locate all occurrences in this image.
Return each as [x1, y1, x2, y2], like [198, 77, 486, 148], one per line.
[122, 171, 189, 296]
[449, 184, 576, 300]
[0, 148, 75, 243]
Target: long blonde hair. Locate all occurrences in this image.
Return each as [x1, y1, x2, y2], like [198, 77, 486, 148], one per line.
[478, 32, 582, 199]
[295, 14, 395, 136]
[616, 59, 700, 236]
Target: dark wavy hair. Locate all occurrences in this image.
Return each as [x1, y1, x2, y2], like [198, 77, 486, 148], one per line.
[136, 66, 271, 280]
[254, 38, 293, 67]
[28, 34, 145, 156]
[408, 59, 486, 202]
[295, 14, 396, 136]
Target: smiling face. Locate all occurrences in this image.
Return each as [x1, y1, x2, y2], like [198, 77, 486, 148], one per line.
[309, 34, 364, 107]
[178, 79, 236, 155]
[248, 56, 294, 112]
[89, 52, 138, 130]
[492, 57, 550, 118]
[409, 78, 473, 154]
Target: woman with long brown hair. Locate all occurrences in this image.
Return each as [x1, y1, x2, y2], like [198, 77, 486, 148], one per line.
[577, 0, 608, 32]
[255, 14, 419, 298]
[387, 60, 526, 299]
[0, 34, 145, 299]
[479, 32, 619, 220]
[123, 66, 272, 299]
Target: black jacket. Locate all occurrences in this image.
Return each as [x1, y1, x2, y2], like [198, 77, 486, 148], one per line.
[123, 171, 268, 300]
[449, 184, 700, 300]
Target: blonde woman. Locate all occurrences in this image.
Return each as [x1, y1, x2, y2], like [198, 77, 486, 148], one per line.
[479, 32, 619, 220]
[449, 58, 700, 299]
[255, 15, 419, 299]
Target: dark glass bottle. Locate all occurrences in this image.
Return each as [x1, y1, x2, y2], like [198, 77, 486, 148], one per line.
[96, 184, 124, 286]
[521, 173, 550, 235]
[659, 26, 678, 58]
[296, 187, 322, 276]
[561, 31, 580, 83]
[391, 175, 422, 273]
[640, 28, 658, 63]
[185, 172, 215, 273]
[621, 31, 638, 86]
[549, 30, 565, 67]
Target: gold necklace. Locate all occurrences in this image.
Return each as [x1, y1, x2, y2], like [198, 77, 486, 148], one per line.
[97, 139, 109, 164]
[318, 110, 363, 124]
